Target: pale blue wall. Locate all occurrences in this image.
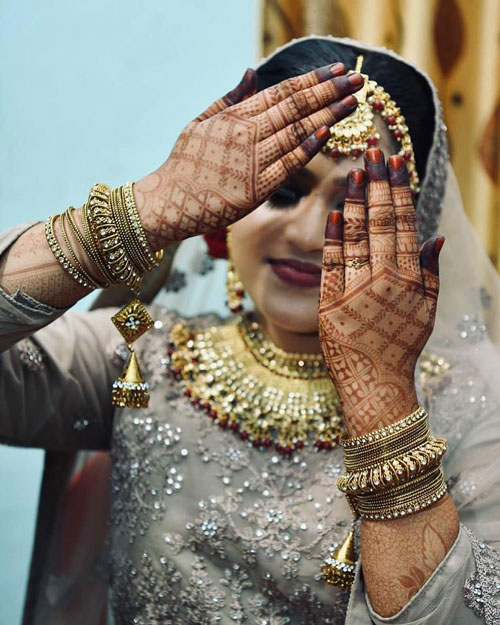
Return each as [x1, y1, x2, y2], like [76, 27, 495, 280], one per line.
[0, 1, 258, 622]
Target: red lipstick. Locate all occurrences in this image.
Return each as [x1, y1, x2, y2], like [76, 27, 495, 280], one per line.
[269, 258, 321, 288]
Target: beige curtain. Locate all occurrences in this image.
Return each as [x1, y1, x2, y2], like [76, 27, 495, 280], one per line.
[261, 0, 500, 271]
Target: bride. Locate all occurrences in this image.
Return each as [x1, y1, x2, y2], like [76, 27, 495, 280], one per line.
[0, 36, 499, 625]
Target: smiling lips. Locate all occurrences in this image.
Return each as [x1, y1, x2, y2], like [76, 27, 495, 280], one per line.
[269, 258, 322, 288]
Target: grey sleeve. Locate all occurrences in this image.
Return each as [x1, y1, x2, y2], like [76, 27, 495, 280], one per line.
[0, 223, 121, 450]
[346, 525, 499, 625]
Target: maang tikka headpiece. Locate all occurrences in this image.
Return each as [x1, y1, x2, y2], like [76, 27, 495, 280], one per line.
[322, 55, 420, 193]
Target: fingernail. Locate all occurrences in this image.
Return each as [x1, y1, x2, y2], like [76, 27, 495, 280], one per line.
[435, 236, 445, 253]
[387, 155, 409, 187]
[315, 126, 329, 140]
[341, 95, 358, 111]
[330, 62, 345, 77]
[330, 211, 342, 225]
[347, 73, 363, 86]
[349, 169, 364, 185]
[366, 148, 382, 163]
[388, 155, 404, 170]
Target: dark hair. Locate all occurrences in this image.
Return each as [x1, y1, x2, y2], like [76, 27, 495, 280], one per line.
[256, 39, 435, 182]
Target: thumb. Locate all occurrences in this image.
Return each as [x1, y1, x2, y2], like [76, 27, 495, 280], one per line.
[195, 68, 258, 122]
[419, 235, 445, 313]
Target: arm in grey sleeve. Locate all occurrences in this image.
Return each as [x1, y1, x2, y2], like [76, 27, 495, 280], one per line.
[346, 525, 499, 625]
[0, 224, 121, 450]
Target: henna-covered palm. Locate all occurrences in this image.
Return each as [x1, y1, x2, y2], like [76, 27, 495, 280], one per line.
[136, 64, 364, 249]
[319, 150, 444, 436]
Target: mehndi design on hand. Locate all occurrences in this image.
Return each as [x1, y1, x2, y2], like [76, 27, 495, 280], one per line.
[319, 150, 444, 436]
[135, 64, 364, 249]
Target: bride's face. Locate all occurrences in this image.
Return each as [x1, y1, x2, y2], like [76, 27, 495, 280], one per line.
[231, 124, 397, 334]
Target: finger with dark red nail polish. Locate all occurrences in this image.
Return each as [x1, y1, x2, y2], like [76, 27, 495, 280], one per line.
[364, 148, 387, 181]
[329, 62, 345, 77]
[388, 155, 410, 187]
[327, 95, 358, 121]
[332, 74, 364, 98]
[420, 235, 445, 277]
[325, 210, 343, 239]
[346, 168, 365, 200]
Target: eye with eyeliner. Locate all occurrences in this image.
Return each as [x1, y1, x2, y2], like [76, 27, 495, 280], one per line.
[268, 184, 304, 208]
[267, 185, 346, 211]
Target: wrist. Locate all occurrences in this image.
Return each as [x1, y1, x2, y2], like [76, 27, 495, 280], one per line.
[133, 171, 169, 251]
[338, 382, 419, 437]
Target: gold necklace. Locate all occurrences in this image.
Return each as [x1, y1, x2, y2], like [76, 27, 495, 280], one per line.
[168, 313, 344, 455]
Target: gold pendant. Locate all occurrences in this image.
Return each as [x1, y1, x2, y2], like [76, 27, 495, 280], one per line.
[111, 298, 153, 409]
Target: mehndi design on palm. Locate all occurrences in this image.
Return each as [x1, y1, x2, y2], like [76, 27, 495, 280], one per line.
[319, 150, 444, 436]
[135, 64, 364, 249]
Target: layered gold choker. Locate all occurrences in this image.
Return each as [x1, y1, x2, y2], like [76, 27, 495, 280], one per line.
[168, 314, 344, 455]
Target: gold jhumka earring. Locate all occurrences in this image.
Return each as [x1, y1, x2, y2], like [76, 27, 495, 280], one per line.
[226, 229, 245, 313]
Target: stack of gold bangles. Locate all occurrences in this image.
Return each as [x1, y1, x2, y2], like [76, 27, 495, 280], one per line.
[322, 406, 447, 589]
[45, 182, 163, 409]
[338, 406, 447, 520]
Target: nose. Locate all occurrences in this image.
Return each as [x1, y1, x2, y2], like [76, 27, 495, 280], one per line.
[283, 191, 329, 254]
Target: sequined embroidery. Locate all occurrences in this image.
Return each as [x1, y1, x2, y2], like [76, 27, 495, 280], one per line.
[463, 528, 500, 624]
[16, 338, 45, 371]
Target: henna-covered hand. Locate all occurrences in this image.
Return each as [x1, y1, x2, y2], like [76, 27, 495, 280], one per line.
[135, 64, 364, 249]
[318, 149, 444, 435]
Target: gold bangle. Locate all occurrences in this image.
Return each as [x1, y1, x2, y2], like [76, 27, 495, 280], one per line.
[353, 467, 447, 520]
[341, 406, 427, 449]
[84, 183, 142, 291]
[75, 204, 116, 285]
[343, 419, 430, 470]
[58, 211, 105, 289]
[45, 215, 95, 290]
[338, 436, 447, 495]
[122, 183, 162, 269]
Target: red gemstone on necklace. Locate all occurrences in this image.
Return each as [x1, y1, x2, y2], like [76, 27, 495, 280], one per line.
[392, 129, 403, 139]
[351, 148, 361, 158]
[329, 148, 341, 159]
[404, 150, 412, 161]
[373, 100, 384, 111]
[240, 431, 249, 440]
[367, 135, 378, 146]
[386, 115, 396, 126]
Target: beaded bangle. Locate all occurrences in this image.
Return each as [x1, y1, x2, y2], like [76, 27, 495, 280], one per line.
[343, 419, 430, 470]
[45, 215, 96, 290]
[84, 183, 142, 291]
[338, 436, 447, 495]
[353, 467, 447, 520]
[122, 183, 162, 270]
[74, 204, 116, 285]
